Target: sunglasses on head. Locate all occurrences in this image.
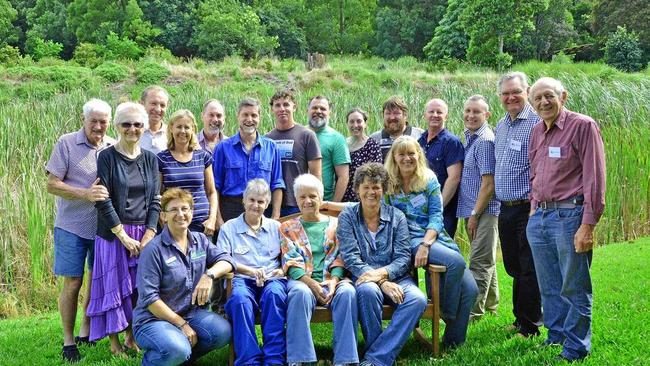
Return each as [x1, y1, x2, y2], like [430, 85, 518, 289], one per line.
[120, 121, 144, 129]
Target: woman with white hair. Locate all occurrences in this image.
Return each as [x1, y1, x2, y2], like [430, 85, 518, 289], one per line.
[218, 179, 287, 366]
[87, 101, 161, 356]
[280, 174, 358, 366]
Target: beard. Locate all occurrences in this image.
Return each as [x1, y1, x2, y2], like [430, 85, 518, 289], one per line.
[309, 116, 328, 130]
[206, 125, 222, 135]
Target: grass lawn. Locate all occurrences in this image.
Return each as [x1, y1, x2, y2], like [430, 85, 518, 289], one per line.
[1, 238, 648, 366]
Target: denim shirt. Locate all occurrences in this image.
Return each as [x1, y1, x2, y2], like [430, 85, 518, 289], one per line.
[336, 203, 412, 282]
[133, 226, 235, 330]
[95, 146, 161, 240]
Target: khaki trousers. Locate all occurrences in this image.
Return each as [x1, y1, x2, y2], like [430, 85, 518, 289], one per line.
[466, 214, 499, 318]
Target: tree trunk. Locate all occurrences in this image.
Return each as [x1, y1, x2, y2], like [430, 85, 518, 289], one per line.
[338, 0, 345, 54]
[498, 35, 504, 54]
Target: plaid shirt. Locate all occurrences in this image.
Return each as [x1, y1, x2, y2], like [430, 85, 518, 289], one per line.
[457, 123, 500, 217]
[494, 104, 540, 201]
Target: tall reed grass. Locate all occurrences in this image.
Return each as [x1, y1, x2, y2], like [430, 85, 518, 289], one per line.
[1, 56, 648, 315]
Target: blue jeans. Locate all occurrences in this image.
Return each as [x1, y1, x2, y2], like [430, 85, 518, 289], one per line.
[357, 278, 426, 366]
[410, 243, 477, 347]
[134, 308, 231, 366]
[226, 278, 287, 366]
[527, 206, 592, 360]
[286, 279, 359, 364]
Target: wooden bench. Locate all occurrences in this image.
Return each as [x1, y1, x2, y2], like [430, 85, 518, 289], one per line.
[225, 210, 447, 365]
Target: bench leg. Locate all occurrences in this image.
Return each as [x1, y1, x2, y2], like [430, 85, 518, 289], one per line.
[431, 270, 441, 358]
[229, 341, 234, 366]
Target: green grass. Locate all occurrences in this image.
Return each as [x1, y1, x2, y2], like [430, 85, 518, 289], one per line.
[1, 238, 648, 366]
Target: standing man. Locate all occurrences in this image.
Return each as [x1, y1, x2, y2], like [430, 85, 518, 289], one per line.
[456, 95, 500, 320]
[46, 99, 115, 362]
[213, 98, 285, 223]
[139, 85, 170, 154]
[527, 77, 605, 362]
[418, 98, 464, 238]
[494, 72, 542, 337]
[267, 90, 322, 216]
[199, 99, 228, 154]
[307, 96, 350, 202]
[370, 96, 424, 161]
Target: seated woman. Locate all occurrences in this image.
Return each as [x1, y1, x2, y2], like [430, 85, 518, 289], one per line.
[217, 179, 287, 366]
[133, 188, 234, 366]
[384, 136, 478, 348]
[280, 174, 358, 366]
[337, 162, 427, 366]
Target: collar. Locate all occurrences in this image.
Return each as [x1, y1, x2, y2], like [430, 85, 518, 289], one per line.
[465, 122, 489, 139]
[233, 131, 260, 147]
[198, 129, 225, 143]
[234, 213, 270, 234]
[505, 104, 535, 124]
[381, 125, 412, 140]
[146, 123, 167, 136]
[421, 128, 447, 144]
[160, 225, 197, 249]
[356, 202, 392, 223]
[75, 128, 112, 148]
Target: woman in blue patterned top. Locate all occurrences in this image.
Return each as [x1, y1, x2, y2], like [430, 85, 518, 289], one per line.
[384, 135, 478, 348]
[158, 110, 218, 237]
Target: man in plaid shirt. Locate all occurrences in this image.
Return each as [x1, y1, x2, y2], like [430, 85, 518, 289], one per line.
[494, 72, 542, 337]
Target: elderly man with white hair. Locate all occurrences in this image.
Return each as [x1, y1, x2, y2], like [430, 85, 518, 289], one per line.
[526, 77, 605, 362]
[46, 98, 115, 362]
[280, 173, 358, 366]
[198, 99, 228, 154]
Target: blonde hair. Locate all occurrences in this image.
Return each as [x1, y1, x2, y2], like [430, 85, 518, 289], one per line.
[385, 135, 435, 194]
[167, 109, 200, 151]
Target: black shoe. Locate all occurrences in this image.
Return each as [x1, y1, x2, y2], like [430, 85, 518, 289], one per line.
[75, 336, 97, 347]
[62, 344, 81, 363]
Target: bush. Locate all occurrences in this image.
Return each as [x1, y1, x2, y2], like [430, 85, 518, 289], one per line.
[0, 45, 21, 66]
[102, 32, 144, 61]
[25, 36, 63, 61]
[135, 61, 170, 84]
[551, 51, 574, 64]
[73, 43, 104, 68]
[94, 61, 130, 82]
[143, 46, 179, 64]
[604, 26, 643, 72]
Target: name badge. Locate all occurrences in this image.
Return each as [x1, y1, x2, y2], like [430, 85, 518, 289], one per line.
[191, 250, 206, 261]
[410, 194, 427, 207]
[165, 256, 177, 265]
[548, 147, 561, 158]
[509, 139, 522, 151]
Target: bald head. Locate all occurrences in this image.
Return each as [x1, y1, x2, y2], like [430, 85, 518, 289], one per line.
[423, 98, 449, 132]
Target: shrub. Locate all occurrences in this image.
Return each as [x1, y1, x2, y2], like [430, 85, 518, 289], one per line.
[102, 32, 144, 61]
[143, 46, 179, 64]
[604, 26, 643, 72]
[25, 36, 63, 61]
[0, 45, 21, 66]
[95, 61, 130, 82]
[135, 61, 170, 84]
[73, 43, 104, 68]
[551, 51, 574, 64]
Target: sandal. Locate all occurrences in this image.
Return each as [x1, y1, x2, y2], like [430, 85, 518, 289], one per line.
[62, 344, 81, 363]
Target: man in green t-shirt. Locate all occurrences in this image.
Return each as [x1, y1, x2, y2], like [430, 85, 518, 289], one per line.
[307, 96, 351, 201]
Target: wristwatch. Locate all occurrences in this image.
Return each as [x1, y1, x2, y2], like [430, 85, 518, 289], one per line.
[205, 271, 217, 280]
[470, 209, 481, 217]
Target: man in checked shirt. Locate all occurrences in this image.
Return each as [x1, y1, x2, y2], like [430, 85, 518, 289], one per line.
[494, 72, 542, 338]
[527, 77, 605, 362]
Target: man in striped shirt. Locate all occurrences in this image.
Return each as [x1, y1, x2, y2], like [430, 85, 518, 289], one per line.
[370, 96, 424, 162]
[494, 72, 542, 337]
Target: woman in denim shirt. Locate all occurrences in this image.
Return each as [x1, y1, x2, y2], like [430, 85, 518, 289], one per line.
[384, 136, 478, 348]
[336, 162, 426, 366]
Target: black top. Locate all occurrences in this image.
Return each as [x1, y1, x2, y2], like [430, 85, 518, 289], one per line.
[122, 156, 147, 224]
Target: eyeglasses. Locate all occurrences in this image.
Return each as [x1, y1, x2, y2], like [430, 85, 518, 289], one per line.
[500, 90, 525, 97]
[120, 121, 144, 129]
[164, 206, 192, 214]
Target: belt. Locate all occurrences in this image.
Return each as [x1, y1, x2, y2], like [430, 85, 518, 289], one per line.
[501, 199, 530, 207]
[538, 197, 584, 210]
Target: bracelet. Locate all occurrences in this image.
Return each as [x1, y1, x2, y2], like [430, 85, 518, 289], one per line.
[377, 278, 388, 286]
[177, 321, 188, 329]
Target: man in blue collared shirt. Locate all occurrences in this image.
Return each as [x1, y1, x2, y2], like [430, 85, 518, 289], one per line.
[418, 98, 465, 238]
[494, 72, 542, 337]
[457, 95, 501, 320]
[212, 98, 285, 224]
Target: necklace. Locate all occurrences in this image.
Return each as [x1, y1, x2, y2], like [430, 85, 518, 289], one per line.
[245, 217, 262, 234]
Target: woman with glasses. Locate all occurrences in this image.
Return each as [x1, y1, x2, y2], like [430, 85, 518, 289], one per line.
[133, 188, 234, 365]
[88, 102, 161, 356]
[157, 109, 218, 239]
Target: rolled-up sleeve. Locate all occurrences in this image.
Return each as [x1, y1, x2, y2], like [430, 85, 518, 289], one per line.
[269, 142, 286, 191]
[137, 244, 162, 307]
[384, 212, 412, 280]
[337, 208, 374, 279]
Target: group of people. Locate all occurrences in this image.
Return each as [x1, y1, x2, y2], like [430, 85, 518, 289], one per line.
[47, 71, 605, 365]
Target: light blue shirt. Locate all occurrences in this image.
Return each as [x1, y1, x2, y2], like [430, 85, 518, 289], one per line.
[216, 214, 282, 279]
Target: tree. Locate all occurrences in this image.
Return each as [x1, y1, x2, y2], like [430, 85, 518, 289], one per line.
[460, 0, 547, 68]
[25, 0, 75, 58]
[593, 0, 650, 62]
[256, 3, 307, 58]
[138, 0, 199, 57]
[0, 0, 19, 46]
[604, 26, 643, 72]
[423, 0, 467, 62]
[191, 0, 278, 60]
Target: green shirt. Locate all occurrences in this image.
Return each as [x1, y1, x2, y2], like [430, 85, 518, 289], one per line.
[288, 218, 344, 282]
[314, 126, 351, 201]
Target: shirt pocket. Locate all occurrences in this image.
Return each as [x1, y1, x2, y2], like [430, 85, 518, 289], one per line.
[225, 160, 244, 189]
[233, 243, 250, 256]
[161, 259, 186, 294]
[253, 160, 272, 180]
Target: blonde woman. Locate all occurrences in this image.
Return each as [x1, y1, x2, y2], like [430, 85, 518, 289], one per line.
[157, 109, 218, 238]
[384, 135, 477, 348]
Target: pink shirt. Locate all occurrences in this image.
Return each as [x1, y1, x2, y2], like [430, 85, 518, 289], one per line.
[528, 108, 606, 225]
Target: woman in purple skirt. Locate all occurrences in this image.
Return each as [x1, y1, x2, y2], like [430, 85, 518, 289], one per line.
[89, 101, 161, 356]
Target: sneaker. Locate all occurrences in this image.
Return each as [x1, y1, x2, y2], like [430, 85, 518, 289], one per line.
[62, 344, 81, 363]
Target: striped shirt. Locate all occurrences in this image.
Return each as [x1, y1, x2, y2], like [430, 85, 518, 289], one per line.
[369, 125, 424, 162]
[197, 129, 227, 154]
[494, 104, 540, 201]
[457, 123, 500, 218]
[157, 149, 213, 229]
[46, 129, 115, 239]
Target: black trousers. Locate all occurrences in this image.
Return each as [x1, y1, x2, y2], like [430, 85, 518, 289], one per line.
[498, 202, 542, 335]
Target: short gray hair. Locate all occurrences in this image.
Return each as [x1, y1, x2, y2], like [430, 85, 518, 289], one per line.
[529, 77, 566, 100]
[497, 71, 529, 93]
[202, 99, 224, 113]
[243, 178, 272, 203]
[293, 174, 324, 200]
[465, 94, 490, 112]
[83, 98, 111, 120]
[237, 98, 261, 114]
[114, 102, 149, 128]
